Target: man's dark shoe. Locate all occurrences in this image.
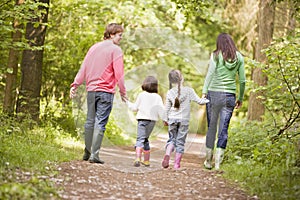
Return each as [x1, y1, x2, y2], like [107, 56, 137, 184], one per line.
[83, 148, 91, 161]
[89, 158, 105, 164]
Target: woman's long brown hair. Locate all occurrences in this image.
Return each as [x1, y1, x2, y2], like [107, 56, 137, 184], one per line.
[213, 33, 238, 62]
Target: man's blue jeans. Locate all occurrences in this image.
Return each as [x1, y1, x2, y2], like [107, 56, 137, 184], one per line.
[84, 91, 114, 154]
[85, 91, 114, 132]
[206, 91, 235, 149]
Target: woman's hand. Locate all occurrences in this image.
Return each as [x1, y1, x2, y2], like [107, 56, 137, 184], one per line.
[235, 100, 242, 109]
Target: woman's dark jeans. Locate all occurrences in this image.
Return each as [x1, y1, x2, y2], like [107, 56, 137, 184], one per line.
[206, 91, 235, 149]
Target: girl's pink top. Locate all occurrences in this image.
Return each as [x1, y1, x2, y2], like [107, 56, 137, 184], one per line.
[71, 40, 126, 96]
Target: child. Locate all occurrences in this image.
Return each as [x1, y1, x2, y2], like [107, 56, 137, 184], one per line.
[162, 69, 209, 170]
[126, 76, 166, 167]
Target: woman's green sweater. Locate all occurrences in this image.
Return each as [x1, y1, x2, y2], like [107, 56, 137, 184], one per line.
[202, 52, 246, 101]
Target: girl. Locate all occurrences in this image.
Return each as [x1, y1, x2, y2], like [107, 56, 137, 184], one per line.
[127, 76, 166, 167]
[162, 70, 209, 169]
[202, 33, 245, 170]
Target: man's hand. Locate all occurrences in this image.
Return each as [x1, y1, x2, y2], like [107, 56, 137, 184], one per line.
[70, 87, 76, 98]
[235, 100, 243, 109]
[121, 94, 128, 102]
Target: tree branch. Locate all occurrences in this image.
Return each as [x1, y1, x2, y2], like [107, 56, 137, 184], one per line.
[278, 109, 300, 136]
[274, 55, 300, 137]
[265, 104, 278, 130]
[278, 55, 300, 109]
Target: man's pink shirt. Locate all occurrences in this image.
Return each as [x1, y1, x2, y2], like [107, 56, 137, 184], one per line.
[71, 40, 126, 96]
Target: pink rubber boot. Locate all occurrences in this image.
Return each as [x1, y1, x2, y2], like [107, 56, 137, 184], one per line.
[142, 150, 150, 167]
[162, 144, 174, 168]
[134, 147, 143, 167]
[174, 152, 182, 170]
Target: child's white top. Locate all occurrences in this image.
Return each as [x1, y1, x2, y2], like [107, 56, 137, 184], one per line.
[165, 85, 208, 122]
[127, 91, 166, 121]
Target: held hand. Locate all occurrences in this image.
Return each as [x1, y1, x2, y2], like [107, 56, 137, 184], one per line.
[70, 87, 76, 98]
[121, 95, 128, 102]
[202, 93, 207, 98]
[235, 100, 242, 109]
[163, 121, 168, 126]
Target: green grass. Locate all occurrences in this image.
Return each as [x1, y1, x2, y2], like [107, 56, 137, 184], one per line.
[0, 124, 82, 199]
[222, 161, 300, 200]
[0, 113, 132, 199]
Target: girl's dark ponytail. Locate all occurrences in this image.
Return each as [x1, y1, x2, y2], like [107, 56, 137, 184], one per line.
[174, 83, 181, 109]
[168, 70, 182, 109]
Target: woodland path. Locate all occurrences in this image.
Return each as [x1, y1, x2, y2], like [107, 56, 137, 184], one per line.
[53, 134, 258, 200]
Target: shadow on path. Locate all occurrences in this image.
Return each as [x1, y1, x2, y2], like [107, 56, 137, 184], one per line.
[100, 133, 206, 173]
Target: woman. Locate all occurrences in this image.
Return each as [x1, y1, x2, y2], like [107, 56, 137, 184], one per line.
[202, 33, 246, 170]
[70, 23, 127, 164]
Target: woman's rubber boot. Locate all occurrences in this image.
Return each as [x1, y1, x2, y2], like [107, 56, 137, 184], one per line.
[215, 148, 225, 170]
[162, 143, 174, 168]
[174, 153, 182, 170]
[203, 148, 213, 169]
[141, 150, 150, 167]
[134, 147, 143, 167]
[89, 130, 105, 164]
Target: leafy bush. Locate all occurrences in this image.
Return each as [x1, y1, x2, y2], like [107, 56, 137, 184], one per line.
[226, 119, 299, 166]
[223, 119, 300, 200]
[263, 31, 300, 139]
[102, 117, 133, 146]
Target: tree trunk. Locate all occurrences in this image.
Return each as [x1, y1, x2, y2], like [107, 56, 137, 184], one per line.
[16, 0, 50, 122]
[3, 0, 24, 116]
[247, 0, 275, 121]
[285, 1, 296, 34]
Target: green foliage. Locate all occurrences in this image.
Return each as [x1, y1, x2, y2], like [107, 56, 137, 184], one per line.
[68, 87, 132, 145]
[40, 96, 79, 138]
[42, 0, 219, 107]
[0, 117, 81, 170]
[263, 31, 300, 139]
[222, 161, 300, 200]
[221, 31, 300, 200]
[0, 0, 50, 51]
[223, 119, 300, 200]
[246, 30, 300, 138]
[104, 118, 133, 146]
[0, 178, 58, 200]
[227, 119, 299, 167]
[0, 113, 82, 199]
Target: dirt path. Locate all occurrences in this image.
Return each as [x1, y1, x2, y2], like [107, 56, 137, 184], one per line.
[53, 134, 258, 199]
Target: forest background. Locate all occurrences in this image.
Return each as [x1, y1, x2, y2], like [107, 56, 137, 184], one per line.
[0, 0, 299, 199]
